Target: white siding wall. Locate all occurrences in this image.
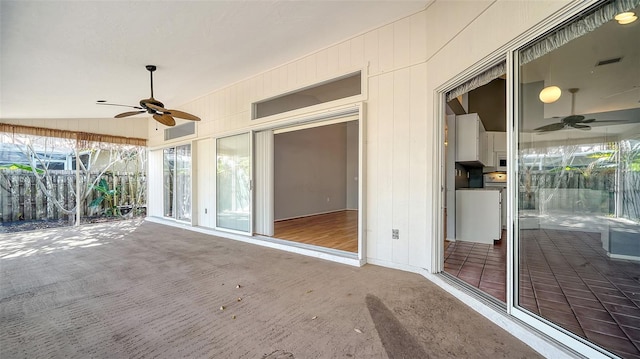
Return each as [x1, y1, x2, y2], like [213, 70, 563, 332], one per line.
[195, 138, 214, 228]
[148, 1, 571, 271]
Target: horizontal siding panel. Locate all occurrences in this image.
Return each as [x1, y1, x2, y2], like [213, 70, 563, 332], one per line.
[350, 35, 365, 68]
[410, 11, 427, 64]
[378, 23, 394, 73]
[364, 29, 379, 76]
[393, 17, 411, 70]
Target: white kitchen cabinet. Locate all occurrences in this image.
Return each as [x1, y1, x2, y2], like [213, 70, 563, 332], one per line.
[456, 113, 487, 165]
[485, 132, 495, 167]
[493, 132, 507, 152]
[456, 189, 501, 244]
[484, 131, 507, 168]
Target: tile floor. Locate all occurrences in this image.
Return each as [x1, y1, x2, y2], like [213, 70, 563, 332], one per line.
[444, 234, 506, 302]
[444, 229, 640, 358]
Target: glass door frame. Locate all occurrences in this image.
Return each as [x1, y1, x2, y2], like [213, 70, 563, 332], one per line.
[434, 1, 622, 357]
[162, 142, 193, 225]
[508, 15, 630, 359]
[252, 103, 366, 263]
[214, 131, 254, 236]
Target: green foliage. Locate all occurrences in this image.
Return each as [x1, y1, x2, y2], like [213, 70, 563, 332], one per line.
[89, 178, 121, 216]
[0, 163, 44, 174]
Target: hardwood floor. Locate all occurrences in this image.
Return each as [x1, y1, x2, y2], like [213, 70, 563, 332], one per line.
[273, 210, 358, 252]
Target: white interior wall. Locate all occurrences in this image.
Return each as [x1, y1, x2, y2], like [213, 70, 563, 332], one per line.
[274, 124, 347, 220]
[147, 1, 573, 272]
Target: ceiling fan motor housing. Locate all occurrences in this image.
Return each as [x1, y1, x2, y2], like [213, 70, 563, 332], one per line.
[140, 98, 164, 114]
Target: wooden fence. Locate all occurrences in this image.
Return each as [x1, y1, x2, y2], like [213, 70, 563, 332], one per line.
[519, 169, 640, 221]
[0, 170, 146, 223]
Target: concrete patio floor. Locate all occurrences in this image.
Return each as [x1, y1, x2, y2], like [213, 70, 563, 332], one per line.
[0, 219, 543, 358]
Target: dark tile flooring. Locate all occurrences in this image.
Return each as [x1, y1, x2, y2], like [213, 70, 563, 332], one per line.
[444, 229, 640, 359]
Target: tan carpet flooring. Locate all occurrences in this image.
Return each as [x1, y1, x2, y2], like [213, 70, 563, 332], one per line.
[0, 219, 542, 358]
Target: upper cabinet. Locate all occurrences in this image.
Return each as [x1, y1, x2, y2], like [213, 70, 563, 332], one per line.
[455, 113, 487, 166]
[485, 131, 507, 167]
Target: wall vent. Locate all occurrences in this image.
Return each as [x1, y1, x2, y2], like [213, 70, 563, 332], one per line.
[164, 121, 195, 141]
[595, 57, 622, 66]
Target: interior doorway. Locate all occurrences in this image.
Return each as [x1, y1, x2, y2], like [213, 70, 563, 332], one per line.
[442, 73, 508, 303]
[254, 115, 361, 254]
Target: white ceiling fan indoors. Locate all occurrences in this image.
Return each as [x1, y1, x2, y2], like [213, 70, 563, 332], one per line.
[97, 65, 201, 127]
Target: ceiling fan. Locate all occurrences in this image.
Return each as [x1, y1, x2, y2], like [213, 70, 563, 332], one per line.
[534, 88, 596, 132]
[97, 65, 201, 127]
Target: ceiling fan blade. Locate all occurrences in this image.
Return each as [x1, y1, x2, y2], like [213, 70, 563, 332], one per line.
[562, 115, 585, 124]
[146, 103, 169, 113]
[165, 109, 201, 121]
[153, 114, 176, 126]
[581, 118, 596, 123]
[115, 110, 145, 118]
[571, 124, 591, 130]
[590, 119, 633, 123]
[97, 102, 143, 110]
[535, 123, 566, 132]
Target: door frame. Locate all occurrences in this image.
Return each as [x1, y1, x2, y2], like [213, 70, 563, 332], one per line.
[213, 131, 254, 236]
[432, 0, 618, 357]
[252, 103, 366, 264]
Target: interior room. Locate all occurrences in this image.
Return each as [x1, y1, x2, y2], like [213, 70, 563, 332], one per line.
[271, 120, 359, 252]
[443, 75, 508, 303]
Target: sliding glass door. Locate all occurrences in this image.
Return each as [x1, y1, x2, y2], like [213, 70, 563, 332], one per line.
[216, 133, 252, 233]
[514, 2, 640, 357]
[163, 144, 192, 222]
[175, 144, 192, 222]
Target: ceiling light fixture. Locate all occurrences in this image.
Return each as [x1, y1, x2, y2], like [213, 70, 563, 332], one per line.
[615, 12, 637, 24]
[539, 86, 562, 103]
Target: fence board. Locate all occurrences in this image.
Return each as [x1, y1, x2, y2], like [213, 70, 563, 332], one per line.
[0, 170, 146, 223]
[46, 176, 55, 220]
[24, 176, 33, 220]
[11, 175, 20, 221]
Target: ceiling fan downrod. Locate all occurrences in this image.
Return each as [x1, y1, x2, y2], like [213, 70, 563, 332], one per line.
[146, 65, 156, 99]
[568, 88, 578, 115]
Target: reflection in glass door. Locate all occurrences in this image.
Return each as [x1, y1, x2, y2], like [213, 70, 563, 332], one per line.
[216, 133, 252, 233]
[516, 2, 640, 357]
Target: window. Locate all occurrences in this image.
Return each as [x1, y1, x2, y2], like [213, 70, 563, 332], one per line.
[253, 72, 361, 120]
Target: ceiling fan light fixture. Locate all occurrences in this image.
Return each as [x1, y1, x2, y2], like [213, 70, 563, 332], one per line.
[539, 85, 562, 103]
[615, 12, 637, 24]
